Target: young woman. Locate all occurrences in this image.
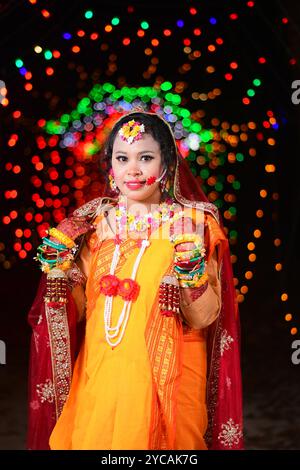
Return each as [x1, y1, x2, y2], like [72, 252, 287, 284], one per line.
[27, 112, 243, 450]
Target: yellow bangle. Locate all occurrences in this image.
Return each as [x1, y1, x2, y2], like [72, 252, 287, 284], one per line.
[178, 272, 209, 288]
[171, 233, 204, 251]
[48, 228, 76, 249]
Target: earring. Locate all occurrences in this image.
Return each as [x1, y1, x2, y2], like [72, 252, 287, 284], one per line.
[159, 172, 169, 193]
[109, 169, 119, 193]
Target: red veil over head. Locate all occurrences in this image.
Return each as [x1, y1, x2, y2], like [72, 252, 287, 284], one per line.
[27, 111, 243, 450]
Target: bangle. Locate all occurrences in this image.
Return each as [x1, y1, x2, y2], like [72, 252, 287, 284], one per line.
[174, 248, 202, 262]
[178, 272, 209, 288]
[48, 227, 76, 249]
[174, 258, 206, 275]
[170, 233, 204, 252]
[42, 237, 67, 251]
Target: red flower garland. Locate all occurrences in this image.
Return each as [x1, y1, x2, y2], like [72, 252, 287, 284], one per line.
[99, 274, 120, 296]
[118, 278, 140, 301]
[99, 275, 140, 302]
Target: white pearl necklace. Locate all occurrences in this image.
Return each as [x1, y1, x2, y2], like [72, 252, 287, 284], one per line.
[104, 238, 150, 347]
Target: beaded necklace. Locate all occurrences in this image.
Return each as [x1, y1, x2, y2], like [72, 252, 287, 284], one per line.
[101, 196, 184, 347]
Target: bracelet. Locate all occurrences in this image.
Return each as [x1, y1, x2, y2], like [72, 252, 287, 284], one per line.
[42, 237, 67, 251]
[174, 258, 206, 275]
[170, 233, 205, 252]
[48, 227, 76, 249]
[174, 248, 202, 262]
[178, 272, 209, 288]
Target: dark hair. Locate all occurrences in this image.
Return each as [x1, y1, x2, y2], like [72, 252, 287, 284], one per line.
[101, 112, 177, 181]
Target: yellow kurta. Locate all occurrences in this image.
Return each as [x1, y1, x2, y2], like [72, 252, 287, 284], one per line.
[50, 209, 220, 450]
[50, 231, 175, 449]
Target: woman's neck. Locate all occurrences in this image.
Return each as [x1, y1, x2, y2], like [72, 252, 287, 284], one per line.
[120, 190, 163, 215]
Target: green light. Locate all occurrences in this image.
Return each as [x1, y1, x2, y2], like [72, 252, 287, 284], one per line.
[182, 118, 191, 127]
[229, 230, 238, 239]
[141, 21, 149, 30]
[247, 89, 255, 97]
[172, 95, 181, 105]
[44, 50, 53, 60]
[215, 200, 224, 208]
[180, 109, 190, 118]
[161, 81, 172, 91]
[232, 181, 240, 190]
[200, 169, 209, 179]
[253, 78, 261, 86]
[229, 206, 237, 215]
[111, 17, 120, 25]
[61, 114, 71, 124]
[236, 152, 244, 162]
[15, 58, 23, 68]
[215, 182, 223, 191]
[85, 10, 93, 19]
[191, 123, 202, 132]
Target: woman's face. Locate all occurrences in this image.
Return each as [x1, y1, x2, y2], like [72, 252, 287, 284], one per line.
[111, 132, 165, 206]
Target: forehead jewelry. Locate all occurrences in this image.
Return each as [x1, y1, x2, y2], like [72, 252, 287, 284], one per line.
[118, 119, 145, 144]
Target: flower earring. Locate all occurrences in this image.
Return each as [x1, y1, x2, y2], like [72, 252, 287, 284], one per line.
[159, 171, 169, 193]
[109, 169, 119, 193]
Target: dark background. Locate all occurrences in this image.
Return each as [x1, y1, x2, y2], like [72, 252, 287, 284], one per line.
[0, 0, 300, 450]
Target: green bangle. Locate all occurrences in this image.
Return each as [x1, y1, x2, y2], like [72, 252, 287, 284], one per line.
[42, 237, 67, 251]
[37, 253, 57, 265]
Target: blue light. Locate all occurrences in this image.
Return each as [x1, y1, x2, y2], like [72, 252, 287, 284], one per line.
[210, 17, 217, 25]
[20, 67, 27, 75]
[272, 123, 279, 130]
[177, 20, 184, 28]
[63, 33, 72, 40]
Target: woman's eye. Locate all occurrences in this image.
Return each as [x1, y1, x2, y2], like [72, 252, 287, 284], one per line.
[141, 155, 154, 161]
[116, 156, 128, 162]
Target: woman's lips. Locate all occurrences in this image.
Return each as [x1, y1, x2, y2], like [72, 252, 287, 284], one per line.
[125, 182, 145, 190]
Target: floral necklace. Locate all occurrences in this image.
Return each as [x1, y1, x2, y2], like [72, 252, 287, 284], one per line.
[99, 195, 184, 348]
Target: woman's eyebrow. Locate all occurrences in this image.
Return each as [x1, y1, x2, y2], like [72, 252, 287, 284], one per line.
[114, 150, 156, 155]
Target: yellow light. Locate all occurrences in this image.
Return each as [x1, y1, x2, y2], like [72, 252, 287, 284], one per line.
[245, 271, 253, 280]
[285, 313, 292, 322]
[265, 164, 276, 173]
[291, 327, 297, 335]
[281, 293, 288, 301]
[249, 253, 256, 262]
[275, 263, 282, 271]
[260, 189, 267, 198]
[34, 46, 43, 53]
[254, 229, 261, 238]
[241, 285, 248, 294]
[247, 242, 255, 251]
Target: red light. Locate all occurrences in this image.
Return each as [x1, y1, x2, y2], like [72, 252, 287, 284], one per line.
[229, 13, 238, 20]
[41, 9, 50, 18]
[258, 57, 266, 64]
[190, 7, 197, 15]
[5, 163, 13, 170]
[163, 29, 172, 37]
[193, 29, 201, 36]
[24, 242, 33, 251]
[242, 97, 250, 105]
[14, 243, 22, 252]
[24, 229, 32, 238]
[3, 216, 11, 224]
[282, 17, 288, 24]
[35, 214, 43, 223]
[183, 38, 191, 46]
[10, 211, 18, 219]
[25, 212, 33, 222]
[53, 50, 61, 58]
[15, 229, 23, 237]
[137, 30, 145, 37]
[123, 38, 131, 46]
[225, 73, 233, 81]
[216, 38, 223, 45]
[13, 110, 21, 119]
[19, 250, 27, 259]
